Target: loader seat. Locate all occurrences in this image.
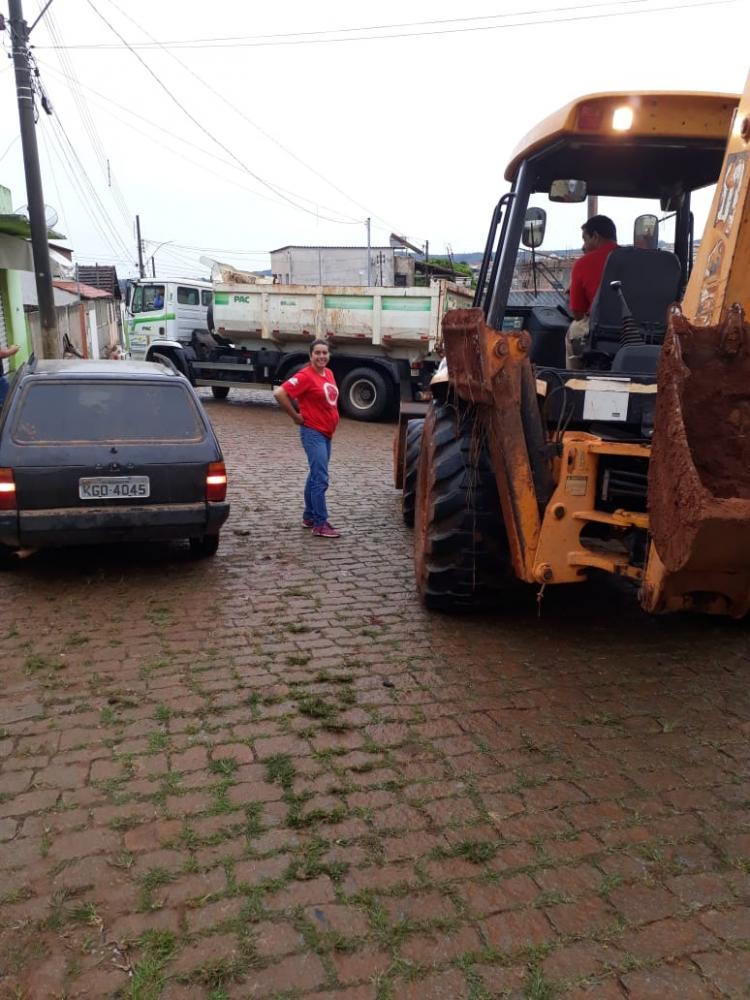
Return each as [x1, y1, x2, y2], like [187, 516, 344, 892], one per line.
[586, 248, 681, 369]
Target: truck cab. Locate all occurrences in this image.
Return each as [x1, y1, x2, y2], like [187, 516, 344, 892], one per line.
[126, 279, 213, 360]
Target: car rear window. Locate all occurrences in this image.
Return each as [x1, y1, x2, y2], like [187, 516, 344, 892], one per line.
[12, 381, 207, 444]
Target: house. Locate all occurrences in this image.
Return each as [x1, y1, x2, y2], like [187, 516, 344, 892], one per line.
[0, 185, 41, 370]
[21, 277, 121, 359]
[271, 245, 403, 286]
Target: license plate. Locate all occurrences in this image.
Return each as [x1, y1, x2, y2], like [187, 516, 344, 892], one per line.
[79, 476, 150, 500]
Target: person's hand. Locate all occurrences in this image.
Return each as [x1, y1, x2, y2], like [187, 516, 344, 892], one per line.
[3, 345, 19, 358]
[293, 412, 304, 426]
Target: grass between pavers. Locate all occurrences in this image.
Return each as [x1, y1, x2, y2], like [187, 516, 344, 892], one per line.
[129, 928, 176, 999]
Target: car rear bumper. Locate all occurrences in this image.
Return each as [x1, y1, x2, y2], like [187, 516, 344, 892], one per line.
[0, 501, 229, 548]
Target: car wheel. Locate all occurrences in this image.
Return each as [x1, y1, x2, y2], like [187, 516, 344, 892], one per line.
[211, 386, 230, 400]
[189, 534, 220, 557]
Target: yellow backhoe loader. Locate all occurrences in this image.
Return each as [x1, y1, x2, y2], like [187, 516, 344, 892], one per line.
[395, 72, 750, 617]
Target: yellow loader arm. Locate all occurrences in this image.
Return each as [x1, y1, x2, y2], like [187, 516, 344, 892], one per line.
[644, 71, 750, 615]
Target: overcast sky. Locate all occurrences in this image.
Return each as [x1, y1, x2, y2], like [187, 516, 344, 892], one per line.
[0, 0, 747, 279]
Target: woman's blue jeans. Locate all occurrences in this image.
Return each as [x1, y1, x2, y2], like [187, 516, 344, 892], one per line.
[300, 425, 331, 526]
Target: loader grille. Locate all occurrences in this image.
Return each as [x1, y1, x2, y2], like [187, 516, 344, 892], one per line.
[599, 456, 649, 513]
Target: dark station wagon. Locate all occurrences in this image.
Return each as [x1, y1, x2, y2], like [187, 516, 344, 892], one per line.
[0, 359, 229, 564]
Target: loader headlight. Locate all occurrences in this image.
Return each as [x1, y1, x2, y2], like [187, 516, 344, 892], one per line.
[612, 106, 634, 131]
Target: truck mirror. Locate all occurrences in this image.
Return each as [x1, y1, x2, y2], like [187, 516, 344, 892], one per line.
[634, 214, 659, 249]
[549, 179, 587, 203]
[522, 207, 547, 248]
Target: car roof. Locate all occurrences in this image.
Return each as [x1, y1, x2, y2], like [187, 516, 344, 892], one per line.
[24, 359, 182, 379]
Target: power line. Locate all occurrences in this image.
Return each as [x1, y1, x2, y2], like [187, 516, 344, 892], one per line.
[83, 0, 362, 226]
[42, 116, 127, 261]
[42, 110, 134, 262]
[0, 134, 21, 163]
[36, 0, 734, 49]
[34, 58, 372, 223]
[40, 2, 132, 229]
[101, 0, 408, 239]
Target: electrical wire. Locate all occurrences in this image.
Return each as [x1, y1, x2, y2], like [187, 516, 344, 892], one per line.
[39, 2, 133, 230]
[36, 0, 735, 49]
[101, 0, 410, 239]
[0, 135, 20, 163]
[38, 59, 374, 225]
[49, 112, 133, 259]
[42, 112, 134, 263]
[43, 119, 125, 260]
[83, 0, 363, 226]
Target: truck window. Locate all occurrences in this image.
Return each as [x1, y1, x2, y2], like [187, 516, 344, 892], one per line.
[12, 382, 206, 444]
[133, 285, 165, 313]
[178, 287, 200, 306]
[201, 290, 213, 307]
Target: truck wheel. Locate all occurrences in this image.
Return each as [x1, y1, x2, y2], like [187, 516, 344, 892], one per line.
[189, 534, 220, 558]
[340, 367, 390, 421]
[414, 401, 511, 611]
[402, 418, 425, 527]
[211, 386, 230, 400]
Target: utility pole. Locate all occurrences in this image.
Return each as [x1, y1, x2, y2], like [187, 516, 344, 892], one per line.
[365, 217, 371, 287]
[8, 0, 59, 358]
[135, 215, 145, 278]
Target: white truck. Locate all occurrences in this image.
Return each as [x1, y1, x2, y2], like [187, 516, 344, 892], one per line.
[127, 273, 471, 421]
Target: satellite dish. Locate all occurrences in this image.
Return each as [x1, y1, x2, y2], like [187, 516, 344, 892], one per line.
[13, 204, 59, 229]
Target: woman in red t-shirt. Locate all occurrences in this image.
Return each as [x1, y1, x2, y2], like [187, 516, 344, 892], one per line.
[273, 340, 341, 538]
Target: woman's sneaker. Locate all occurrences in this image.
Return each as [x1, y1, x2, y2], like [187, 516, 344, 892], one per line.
[312, 522, 341, 538]
[302, 517, 314, 528]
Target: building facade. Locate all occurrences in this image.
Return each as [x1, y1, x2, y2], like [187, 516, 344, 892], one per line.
[270, 245, 398, 286]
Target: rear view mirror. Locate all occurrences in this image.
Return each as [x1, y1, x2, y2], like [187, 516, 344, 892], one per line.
[634, 214, 659, 249]
[522, 207, 547, 248]
[549, 179, 588, 203]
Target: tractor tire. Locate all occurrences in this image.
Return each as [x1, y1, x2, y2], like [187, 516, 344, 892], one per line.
[339, 367, 390, 422]
[211, 386, 230, 400]
[414, 400, 511, 612]
[402, 418, 425, 527]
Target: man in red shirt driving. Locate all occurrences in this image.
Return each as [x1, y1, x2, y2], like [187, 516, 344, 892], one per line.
[566, 215, 618, 369]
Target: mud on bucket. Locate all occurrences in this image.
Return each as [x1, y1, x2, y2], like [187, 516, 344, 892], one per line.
[649, 304, 750, 581]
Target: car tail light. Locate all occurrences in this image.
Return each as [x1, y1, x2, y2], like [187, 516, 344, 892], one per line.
[0, 468, 16, 510]
[206, 461, 227, 502]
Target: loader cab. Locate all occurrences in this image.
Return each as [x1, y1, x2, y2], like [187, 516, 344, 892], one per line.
[474, 91, 739, 376]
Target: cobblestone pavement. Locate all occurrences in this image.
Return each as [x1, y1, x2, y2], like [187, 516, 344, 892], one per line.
[2, 388, 750, 999]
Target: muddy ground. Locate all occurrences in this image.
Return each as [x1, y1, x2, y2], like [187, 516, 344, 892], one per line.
[1, 388, 749, 999]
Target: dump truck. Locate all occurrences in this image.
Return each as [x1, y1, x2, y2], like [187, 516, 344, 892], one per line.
[396, 73, 750, 617]
[135, 262, 471, 421]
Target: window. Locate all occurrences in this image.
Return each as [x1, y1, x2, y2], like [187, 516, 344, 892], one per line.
[13, 382, 206, 444]
[133, 285, 165, 313]
[201, 290, 213, 307]
[177, 286, 200, 306]
[394, 274, 407, 287]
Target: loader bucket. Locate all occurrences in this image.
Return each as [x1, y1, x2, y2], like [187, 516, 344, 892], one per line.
[644, 303, 750, 616]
